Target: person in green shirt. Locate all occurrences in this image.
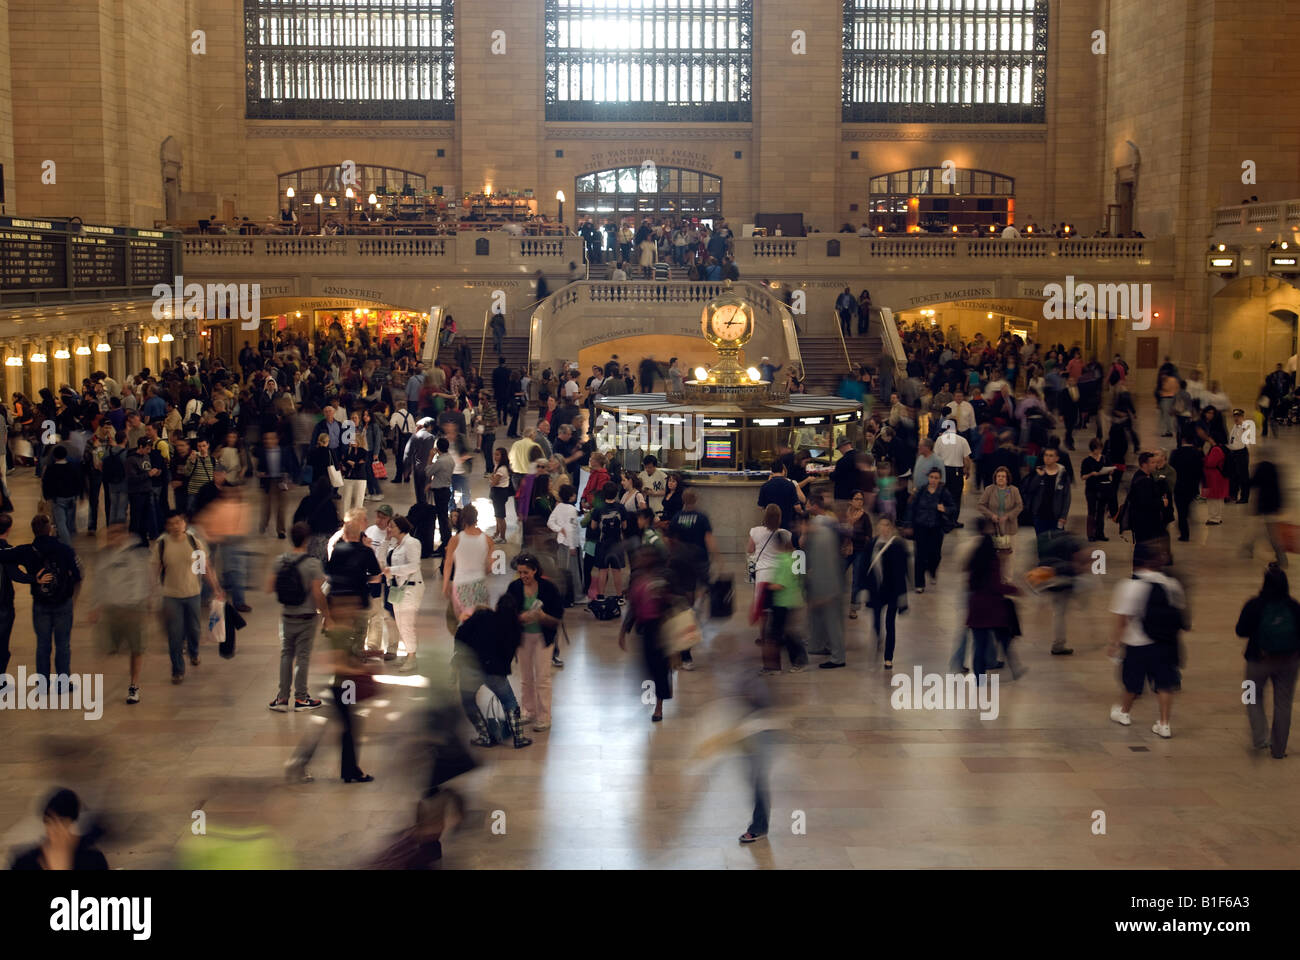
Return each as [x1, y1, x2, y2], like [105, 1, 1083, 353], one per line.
[761, 529, 808, 675]
[637, 508, 667, 554]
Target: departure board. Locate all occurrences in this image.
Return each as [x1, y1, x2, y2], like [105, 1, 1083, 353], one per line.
[0, 230, 68, 289]
[72, 236, 127, 287]
[128, 239, 173, 285]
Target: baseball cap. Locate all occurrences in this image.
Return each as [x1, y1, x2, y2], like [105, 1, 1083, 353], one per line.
[376, 504, 395, 517]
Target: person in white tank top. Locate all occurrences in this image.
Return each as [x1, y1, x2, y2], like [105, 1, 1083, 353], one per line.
[444, 504, 493, 619]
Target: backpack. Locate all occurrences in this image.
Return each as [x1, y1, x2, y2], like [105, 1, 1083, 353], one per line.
[275, 555, 311, 607]
[101, 448, 126, 485]
[32, 541, 73, 604]
[1108, 367, 1121, 386]
[157, 532, 200, 584]
[1256, 600, 1299, 654]
[1140, 579, 1185, 645]
[588, 596, 622, 621]
[598, 506, 623, 545]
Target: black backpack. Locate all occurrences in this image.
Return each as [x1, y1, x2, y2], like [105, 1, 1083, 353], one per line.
[1256, 601, 1300, 655]
[32, 541, 73, 604]
[598, 506, 623, 545]
[1140, 579, 1186, 645]
[101, 448, 126, 485]
[588, 596, 621, 621]
[275, 555, 310, 607]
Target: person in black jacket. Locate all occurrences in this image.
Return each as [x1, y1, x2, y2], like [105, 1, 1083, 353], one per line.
[1124, 452, 1171, 565]
[1168, 430, 1204, 542]
[0, 513, 27, 687]
[906, 467, 955, 593]
[1235, 563, 1300, 758]
[452, 596, 533, 749]
[865, 516, 910, 669]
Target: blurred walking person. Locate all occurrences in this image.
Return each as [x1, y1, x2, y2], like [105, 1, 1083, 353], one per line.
[1235, 563, 1300, 759]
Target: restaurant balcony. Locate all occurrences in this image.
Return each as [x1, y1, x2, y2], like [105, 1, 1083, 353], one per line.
[1207, 201, 1300, 285]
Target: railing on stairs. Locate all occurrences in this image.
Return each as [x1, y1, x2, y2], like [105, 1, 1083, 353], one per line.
[877, 306, 906, 383]
[828, 306, 853, 373]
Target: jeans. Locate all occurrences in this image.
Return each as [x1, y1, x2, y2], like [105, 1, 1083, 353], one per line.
[747, 730, 773, 836]
[459, 669, 522, 720]
[872, 600, 898, 661]
[33, 599, 74, 679]
[971, 626, 1010, 680]
[0, 604, 13, 674]
[106, 482, 128, 524]
[451, 474, 471, 510]
[1157, 396, 1174, 435]
[86, 477, 102, 531]
[1246, 653, 1300, 758]
[763, 605, 807, 670]
[846, 550, 868, 607]
[163, 594, 202, 676]
[52, 496, 77, 545]
[1048, 588, 1071, 651]
[432, 486, 452, 547]
[129, 491, 157, 541]
[278, 615, 318, 701]
[218, 540, 248, 607]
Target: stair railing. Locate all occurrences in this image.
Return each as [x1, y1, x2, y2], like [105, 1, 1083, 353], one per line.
[830, 306, 854, 372]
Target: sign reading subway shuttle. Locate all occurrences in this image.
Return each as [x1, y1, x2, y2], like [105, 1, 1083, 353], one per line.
[0, 216, 179, 297]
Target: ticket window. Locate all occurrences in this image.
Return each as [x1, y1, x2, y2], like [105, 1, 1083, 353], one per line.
[790, 417, 831, 460]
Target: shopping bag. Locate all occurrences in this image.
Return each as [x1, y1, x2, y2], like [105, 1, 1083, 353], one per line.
[327, 465, 344, 488]
[709, 577, 734, 619]
[206, 599, 225, 645]
[660, 606, 702, 655]
[371, 460, 388, 480]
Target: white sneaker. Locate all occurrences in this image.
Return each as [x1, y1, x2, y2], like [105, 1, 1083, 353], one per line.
[1109, 705, 1132, 726]
[1152, 721, 1172, 739]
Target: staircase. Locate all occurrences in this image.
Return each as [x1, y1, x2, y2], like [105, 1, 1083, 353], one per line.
[435, 335, 530, 375]
[796, 335, 889, 398]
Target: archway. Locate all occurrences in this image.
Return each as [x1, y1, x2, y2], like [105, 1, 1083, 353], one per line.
[574, 166, 723, 221]
[1209, 276, 1300, 403]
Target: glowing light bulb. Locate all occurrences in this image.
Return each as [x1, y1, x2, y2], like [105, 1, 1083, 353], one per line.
[694, 367, 708, 381]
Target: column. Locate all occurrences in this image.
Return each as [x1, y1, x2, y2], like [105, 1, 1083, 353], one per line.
[108, 328, 126, 382]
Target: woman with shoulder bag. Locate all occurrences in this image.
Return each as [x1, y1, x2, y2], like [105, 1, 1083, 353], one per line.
[746, 504, 783, 636]
[865, 516, 910, 670]
[966, 527, 1024, 681]
[978, 466, 1023, 556]
[361, 407, 386, 501]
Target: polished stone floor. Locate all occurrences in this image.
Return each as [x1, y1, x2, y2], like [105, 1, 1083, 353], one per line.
[3, 407, 1300, 870]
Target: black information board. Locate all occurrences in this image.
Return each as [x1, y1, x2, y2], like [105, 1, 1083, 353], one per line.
[0, 230, 68, 289]
[129, 239, 173, 285]
[71, 236, 126, 287]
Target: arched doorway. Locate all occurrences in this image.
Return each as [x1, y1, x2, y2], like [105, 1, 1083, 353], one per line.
[867, 167, 1014, 233]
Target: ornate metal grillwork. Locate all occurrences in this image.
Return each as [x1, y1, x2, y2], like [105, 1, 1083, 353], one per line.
[843, 0, 1047, 124]
[545, 0, 752, 123]
[245, 0, 455, 120]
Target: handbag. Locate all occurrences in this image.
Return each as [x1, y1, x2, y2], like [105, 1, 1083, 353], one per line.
[660, 605, 702, 656]
[300, 464, 313, 485]
[992, 534, 1012, 551]
[484, 697, 513, 744]
[371, 459, 389, 480]
[327, 464, 344, 488]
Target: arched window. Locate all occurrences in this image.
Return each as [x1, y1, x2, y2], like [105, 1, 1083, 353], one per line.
[867, 167, 1015, 231]
[245, 0, 455, 120]
[546, 0, 752, 122]
[278, 164, 427, 201]
[843, 0, 1047, 123]
[575, 166, 722, 218]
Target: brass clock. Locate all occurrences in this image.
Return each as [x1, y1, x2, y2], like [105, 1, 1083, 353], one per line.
[701, 294, 754, 348]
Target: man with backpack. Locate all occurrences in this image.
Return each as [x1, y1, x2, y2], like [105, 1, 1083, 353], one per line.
[157, 510, 224, 685]
[1107, 541, 1186, 738]
[589, 481, 628, 607]
[266, 521, 326, 712]
[1122, 451, 1171, 564]
[1235, 563, 1300, 759]
[9, 515, 83, 692]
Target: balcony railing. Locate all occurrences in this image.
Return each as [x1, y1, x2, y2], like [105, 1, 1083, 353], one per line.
[183, 232, 584, 265]
[735, 235, 1166, 267]
[1213, 200, 1300, 232]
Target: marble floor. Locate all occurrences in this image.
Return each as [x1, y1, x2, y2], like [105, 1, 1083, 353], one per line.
[3, 415, 1300, 870]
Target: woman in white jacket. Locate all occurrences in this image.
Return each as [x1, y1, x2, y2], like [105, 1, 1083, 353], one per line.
[382, 516, 425, 671]
[546, 481, 584, 607]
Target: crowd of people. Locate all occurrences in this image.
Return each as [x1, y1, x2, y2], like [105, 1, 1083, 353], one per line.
[5, 317, 1300, 865]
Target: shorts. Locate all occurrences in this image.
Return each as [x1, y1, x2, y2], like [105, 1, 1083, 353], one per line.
[453, 578, 490, 618]
[102, 606, 146, 655]
[1121, 643, 1181, 695]
[490, 487, 512, 520]
[595, 542, 624, 570]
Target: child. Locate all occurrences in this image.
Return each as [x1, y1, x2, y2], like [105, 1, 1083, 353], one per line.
[581, 451, 611, 509]
[546, 483, 584, 605]
[637, 507, 666, 554]
[762, 529, 808, 674]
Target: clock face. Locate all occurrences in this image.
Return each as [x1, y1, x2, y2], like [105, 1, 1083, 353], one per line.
[709, 303, 749, 342]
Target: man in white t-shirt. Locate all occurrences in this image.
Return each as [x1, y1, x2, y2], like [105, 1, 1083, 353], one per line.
[638, 455, 667, 503]
[1107, 541, 1185, 738]
[562, 373, 580, 404]
[949, 389, 977, 448]
[934, 420, 973, 525]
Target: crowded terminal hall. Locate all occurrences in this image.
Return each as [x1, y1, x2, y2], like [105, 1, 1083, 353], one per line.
[0, 0, 1292, 935]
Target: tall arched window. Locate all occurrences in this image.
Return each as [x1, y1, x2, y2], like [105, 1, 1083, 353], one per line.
[575, 166, 722, 218]
[843, 0, 1047, 123]
[546, 0, 752, 122]
[245, 0, 455, 120]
